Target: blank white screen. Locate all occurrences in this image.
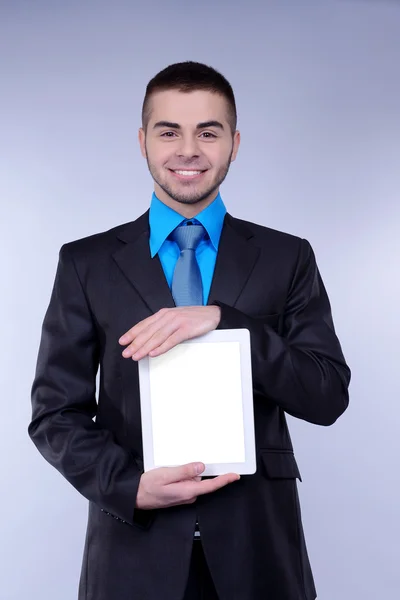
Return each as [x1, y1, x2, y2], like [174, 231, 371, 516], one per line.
[149, 341, 245, 465]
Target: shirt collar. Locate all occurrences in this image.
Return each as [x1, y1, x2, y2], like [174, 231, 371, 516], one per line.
[149, 192, 226, 258]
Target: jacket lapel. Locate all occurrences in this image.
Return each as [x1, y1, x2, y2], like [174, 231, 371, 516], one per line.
[112, 211, 176, 315]
[207, 213, 260, 308]
[112, 210, 260, 314]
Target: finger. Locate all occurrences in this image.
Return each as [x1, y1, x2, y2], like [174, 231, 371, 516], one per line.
[121, 315, 177, 358]
[119, 317, 156, 345]
[150, 311, 217, 356]
[148, 327, 190, 358]
[181, 496, 198, 504]
[163, 495, 198, 508]
[161, 462, 205, 484]
[191, 473, 240, 496]
[118, 309, 169, 345]
[128, 320, 182, 360]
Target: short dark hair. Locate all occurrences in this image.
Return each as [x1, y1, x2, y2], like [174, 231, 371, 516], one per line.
[142, 61, 237, 134]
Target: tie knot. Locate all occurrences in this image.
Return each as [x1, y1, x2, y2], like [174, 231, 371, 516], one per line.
[170, 222, 205, 252]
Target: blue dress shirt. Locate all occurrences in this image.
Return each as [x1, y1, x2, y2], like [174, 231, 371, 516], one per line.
[149, 192, 227, 305]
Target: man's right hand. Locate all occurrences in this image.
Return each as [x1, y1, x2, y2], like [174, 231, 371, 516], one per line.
[135, 462, 240, 510]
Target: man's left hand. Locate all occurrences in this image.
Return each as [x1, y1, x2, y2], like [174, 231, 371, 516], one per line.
[119, 306, 221, 361]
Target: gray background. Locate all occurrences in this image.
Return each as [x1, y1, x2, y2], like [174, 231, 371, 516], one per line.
[1, 0, 399, 598]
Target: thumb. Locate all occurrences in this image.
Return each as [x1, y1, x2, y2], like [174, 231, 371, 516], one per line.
[165, 462, 205, 483]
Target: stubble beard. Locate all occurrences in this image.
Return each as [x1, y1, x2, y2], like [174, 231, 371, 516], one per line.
[145, 146, 234, 206]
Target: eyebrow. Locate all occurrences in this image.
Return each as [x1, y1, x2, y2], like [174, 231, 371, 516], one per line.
[153, 120, 225, 131]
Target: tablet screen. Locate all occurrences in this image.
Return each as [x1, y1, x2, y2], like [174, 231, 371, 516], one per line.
[148, 341, 246, 466]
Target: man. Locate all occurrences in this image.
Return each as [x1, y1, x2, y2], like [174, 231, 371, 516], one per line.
[29, 61, 350, 600]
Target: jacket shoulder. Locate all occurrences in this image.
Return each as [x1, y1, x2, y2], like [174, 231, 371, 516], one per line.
[227, 214, 305, 248]
[59, 211, 149, 260]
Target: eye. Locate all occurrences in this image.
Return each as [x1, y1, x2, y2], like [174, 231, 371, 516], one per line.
[200, 131, 217, 138]
[160, 131, 177, 138]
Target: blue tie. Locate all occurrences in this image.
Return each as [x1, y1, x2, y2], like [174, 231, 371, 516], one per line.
[170, 222, 205, 306]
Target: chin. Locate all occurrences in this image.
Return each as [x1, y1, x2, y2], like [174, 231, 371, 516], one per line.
[155, 174, 219, 206]
[170, 194, 207, 205]
[174, 196, 207, 204]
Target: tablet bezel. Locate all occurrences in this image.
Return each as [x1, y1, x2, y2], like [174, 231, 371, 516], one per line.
[138, 328, 256, 476]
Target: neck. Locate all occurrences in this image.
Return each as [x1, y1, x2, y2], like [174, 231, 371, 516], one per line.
[154, 185, 219, 218]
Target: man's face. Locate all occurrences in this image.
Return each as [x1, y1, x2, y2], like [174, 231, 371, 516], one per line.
[139, 90, 240, 210]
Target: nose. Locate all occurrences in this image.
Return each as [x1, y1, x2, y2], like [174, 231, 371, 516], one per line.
[176, 135, 200, 159]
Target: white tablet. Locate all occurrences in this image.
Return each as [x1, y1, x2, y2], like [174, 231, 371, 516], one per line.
[138, 328, 256, 476]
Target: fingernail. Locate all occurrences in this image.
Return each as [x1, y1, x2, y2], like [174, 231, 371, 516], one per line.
[195, 463, 204, 474]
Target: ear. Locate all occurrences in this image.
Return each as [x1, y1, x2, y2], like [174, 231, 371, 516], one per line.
[230, 130, 241, 162]
[138, 128, 147, 158]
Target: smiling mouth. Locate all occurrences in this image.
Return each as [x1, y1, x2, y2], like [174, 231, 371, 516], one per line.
[169, 169, 207, 180]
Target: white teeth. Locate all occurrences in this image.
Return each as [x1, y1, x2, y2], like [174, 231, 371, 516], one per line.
[174, 170, 202, 176]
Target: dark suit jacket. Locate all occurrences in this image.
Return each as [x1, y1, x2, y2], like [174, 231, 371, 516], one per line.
[29, 210, 350, 600]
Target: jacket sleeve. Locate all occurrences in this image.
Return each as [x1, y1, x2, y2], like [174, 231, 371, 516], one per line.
[29, 244, 151, 527]
[213, 239, 351, 426]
